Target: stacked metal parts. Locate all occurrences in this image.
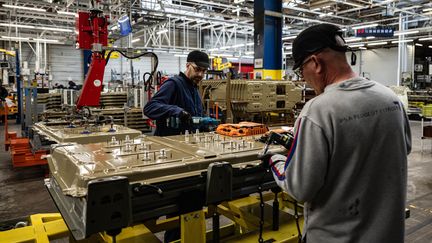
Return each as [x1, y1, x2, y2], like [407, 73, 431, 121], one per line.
[37, 93, 62, 111]
[36, 91, 150, 133]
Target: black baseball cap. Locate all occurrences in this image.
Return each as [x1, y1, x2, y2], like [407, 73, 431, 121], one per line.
[187, 50, 210, 69]
[292, 24, 348, 70]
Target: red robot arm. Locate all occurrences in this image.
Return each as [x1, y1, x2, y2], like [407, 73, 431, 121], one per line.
[75, 10, 109, 110]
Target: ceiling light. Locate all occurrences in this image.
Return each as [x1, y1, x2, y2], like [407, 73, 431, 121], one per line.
[285, 46, 292, 50]
[394, 30, 419, 36]
[231, 44, 245, 48]
[366, 36, 375, 40]
[352, 24, 378, 30]
[419, 37, 432, 41]
[246, 42, 254, 46]
[245, 51, 254, 55]
[415, 43, 423, 47]
[429, 46, 432, 48]
[282, 35, 297, 40]
[1, 36, 29, 41]
[422, 8, 432, 12]
[0, 23, 72, 32]
[332, 0, 364, 7]
[57, 11, 76, 16]
[3, 4, 46, 12]
[213, 53, 233, 57]
[349, 44, 364, 48]
[174, 54, 188, 57]
[319, 12, 334, 18]
[40, 27, 73, 32]
[391, 39, 413, 44]
[33, 38, 59, 42]
[131, 38, 140, 43]
[345, 37, 362, 42]
[0, 23, 35, 29]
[359, 47, 367, 50]
[156, 29, 168, 35]
[241, 55, 254, 59]
[367, 41, 388, 46]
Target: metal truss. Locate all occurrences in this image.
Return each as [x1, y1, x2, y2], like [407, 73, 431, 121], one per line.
[131, 14, 253, 55]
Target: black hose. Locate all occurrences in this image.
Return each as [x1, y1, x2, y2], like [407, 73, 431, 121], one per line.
[143, 70, 162, 92]
[105, 50, 159, 92]
[143, 72, 153, 91]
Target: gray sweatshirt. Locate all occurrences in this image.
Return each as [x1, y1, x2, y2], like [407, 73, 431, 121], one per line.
[271, 77, 411, 243]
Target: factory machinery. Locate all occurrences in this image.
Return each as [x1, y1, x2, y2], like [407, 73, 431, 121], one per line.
[44, 132, 304, 242]
[6, 88, 145, 168]
[37, 89, 151, 133]
[201, 79, 303, 124]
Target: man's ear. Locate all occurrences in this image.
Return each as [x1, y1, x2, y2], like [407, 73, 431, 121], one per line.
[311, 55, 323, 74]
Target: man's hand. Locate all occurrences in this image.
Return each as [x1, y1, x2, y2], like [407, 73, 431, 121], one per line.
[258, 153, 286, 169]
[178, 110, 192, 126]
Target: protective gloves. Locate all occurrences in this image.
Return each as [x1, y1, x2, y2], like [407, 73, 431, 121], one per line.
[258, 152, 287, 169]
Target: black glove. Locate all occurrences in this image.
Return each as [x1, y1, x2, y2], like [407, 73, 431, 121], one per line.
[178, 110, 192, 126]
[258, 152, 277, 169]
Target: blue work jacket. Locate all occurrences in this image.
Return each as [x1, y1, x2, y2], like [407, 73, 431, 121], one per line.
[144, 72, 203, 136]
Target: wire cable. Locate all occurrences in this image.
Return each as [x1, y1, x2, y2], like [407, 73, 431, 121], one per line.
[258, 184, 265, 243]
[294, 200, 302, 243]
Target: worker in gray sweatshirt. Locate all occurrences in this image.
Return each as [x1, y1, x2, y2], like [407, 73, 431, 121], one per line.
[262, 24, 411, 243]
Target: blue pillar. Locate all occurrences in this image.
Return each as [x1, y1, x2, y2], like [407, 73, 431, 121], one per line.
[83, 50, 92, 78]
[254, 0, 283, 80]
[16, 49, 21, 124]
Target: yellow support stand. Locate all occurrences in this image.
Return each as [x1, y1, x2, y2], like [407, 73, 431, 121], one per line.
[180, 210, 206, 243]
[0, 193, 303, 243]
[98, 225, 160, 243]
[0, 213, 68, 243]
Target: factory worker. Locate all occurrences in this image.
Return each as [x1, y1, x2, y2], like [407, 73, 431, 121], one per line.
[144, 50, 209, 136]
[261, 23, 411, 243]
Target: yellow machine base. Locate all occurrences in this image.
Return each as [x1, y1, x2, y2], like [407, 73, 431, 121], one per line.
[0, 193, 303, 243]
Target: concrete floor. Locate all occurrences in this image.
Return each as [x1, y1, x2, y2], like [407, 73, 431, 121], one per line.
[0, 120, 431, 241]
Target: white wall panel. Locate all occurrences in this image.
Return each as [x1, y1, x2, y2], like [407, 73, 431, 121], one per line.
[49, 45, 83, 85]
[348, 46, 413, 86]
[15, 43, 83, 86]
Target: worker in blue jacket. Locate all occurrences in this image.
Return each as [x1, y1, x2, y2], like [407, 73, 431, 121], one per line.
[144, 50, 209, 136]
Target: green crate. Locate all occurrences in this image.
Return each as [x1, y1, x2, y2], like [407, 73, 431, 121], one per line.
[422, 104, 432, 117]
[409, 101, 424, 108]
